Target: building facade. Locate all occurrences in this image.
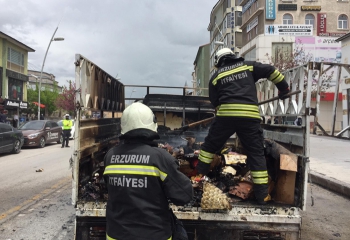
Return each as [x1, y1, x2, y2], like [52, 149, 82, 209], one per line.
[236, 0, 350, 133]
[239, 0, 350, 63]
[208, 0, 243, 77]
[336, 32, 350, 137]
[0, 31, 35, 122]
[192, 44, 210, 96]
[28, 70, 63, 93]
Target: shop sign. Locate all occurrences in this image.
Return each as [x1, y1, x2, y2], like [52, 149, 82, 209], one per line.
[266, 0, 276, 20]
[278, 4, 297, 11]
[301, 6, 321, 11]
[265, 24, 313, 36]
[231, 11, 235, 28]
[20, 101, 28, 109]
[5, 100, 19, 107]
[6, 69, 29, 81]
[247, 17, 258, 32]
[317, 13, 327, 36]
[4, 100, 28, 109]
[242, 0, 257, 14]
[319, 32, 346, 38]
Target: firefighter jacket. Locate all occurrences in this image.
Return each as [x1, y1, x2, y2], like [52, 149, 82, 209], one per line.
[62, 119, 72, 130]
[103, 129, 193, 240]
[209, 56, 289, 120]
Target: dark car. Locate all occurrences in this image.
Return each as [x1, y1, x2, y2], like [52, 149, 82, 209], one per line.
[0, 123, 24, 154]
[19, 120, 63, 148]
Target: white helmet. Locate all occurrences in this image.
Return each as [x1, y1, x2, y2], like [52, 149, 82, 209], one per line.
[121, 102, 158, 134]
[65, 114, 70, 118]
[214, 48, 235, 67]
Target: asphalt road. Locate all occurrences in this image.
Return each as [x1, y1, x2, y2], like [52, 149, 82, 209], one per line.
[0, 141, 350, 240]
[0, 141, 75, 240]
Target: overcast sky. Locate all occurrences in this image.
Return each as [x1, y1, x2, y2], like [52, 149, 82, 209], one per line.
[0, 0, 215, 98]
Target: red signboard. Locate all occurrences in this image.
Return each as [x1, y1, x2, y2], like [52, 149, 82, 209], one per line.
[317, 13, 327, 36]
[311, 93, 342, 101]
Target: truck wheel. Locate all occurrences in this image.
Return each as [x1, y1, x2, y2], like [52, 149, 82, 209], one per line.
[39, 137, 46, 148]
[12, 140, 21, 154]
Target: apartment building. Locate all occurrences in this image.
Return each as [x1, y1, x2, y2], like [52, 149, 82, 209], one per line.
[28, 70, 63, 93]
[238, 0, 350, 62]
[0, 31, 35, 119]
[192, 44, 210, 96]
[208, 0, 243, 77]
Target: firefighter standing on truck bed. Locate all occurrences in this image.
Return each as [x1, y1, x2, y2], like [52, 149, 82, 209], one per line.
[103, 102, 193, 240]
[196, 48, 290, 205]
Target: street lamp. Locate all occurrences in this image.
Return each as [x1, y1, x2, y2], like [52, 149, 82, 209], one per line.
[214, 41, 224, 46]
[37, 27, 64, 120]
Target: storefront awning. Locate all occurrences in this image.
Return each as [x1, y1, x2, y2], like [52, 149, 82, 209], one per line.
[32, 102, 45, 108]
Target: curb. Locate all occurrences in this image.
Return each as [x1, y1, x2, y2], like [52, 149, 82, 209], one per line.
[308, 171, 350, 199]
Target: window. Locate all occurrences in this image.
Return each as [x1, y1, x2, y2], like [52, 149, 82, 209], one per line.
[45, 122, 51, 129]
[272, 43, 293, 64]
[338, 14, 348, 29]
[0, 124, 13, 133]
[7, 48, 24, 66]
[8, 78, 23, 101]
[305, 14, 315, 27]
[283, 14, 293, 25]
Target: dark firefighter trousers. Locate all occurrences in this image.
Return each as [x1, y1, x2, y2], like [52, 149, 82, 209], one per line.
[62, 129, 71, 147]
[200, 116, 268, 201]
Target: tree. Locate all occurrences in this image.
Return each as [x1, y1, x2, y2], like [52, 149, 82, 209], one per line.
[26, 82, 60, 117]
[265, 38, 313, 72]
[55, 80, 76, 116]
[264, 38, 334, 96]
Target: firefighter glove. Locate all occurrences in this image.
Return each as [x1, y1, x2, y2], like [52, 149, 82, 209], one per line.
[278, 88, 290, 100]
[196, 161, 211, 176]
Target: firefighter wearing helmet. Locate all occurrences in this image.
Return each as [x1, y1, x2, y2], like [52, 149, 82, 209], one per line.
[103, 102, 193, 240]
[196, 48, 290, 205]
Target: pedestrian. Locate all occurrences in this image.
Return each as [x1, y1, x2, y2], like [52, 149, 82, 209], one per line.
[0, 110, 7, 123]
[61, 114, 72, 148]
[181, 131, 200, 155]
[196, 48, 290, 205]
[40, 114, 44, 120]
[13, 114, 19, 128]
[103, 102, 193, 240]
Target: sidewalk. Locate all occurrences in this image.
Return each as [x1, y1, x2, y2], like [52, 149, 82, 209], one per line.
[309, 134, 350, 199]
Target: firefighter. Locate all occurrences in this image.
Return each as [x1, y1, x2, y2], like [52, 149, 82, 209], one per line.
[196, 48, 290, 205]
[103, 102, 193, 240]
[61, 114, 72, 148]
[181, 131, 200, 155]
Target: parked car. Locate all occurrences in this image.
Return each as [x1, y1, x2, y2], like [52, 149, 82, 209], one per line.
[57, 119, 75, 139]
[19, 120, 63, 148]
[0, 123, 24, 154]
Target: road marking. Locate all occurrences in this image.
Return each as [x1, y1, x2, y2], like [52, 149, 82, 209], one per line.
[0, 177, 71, 221]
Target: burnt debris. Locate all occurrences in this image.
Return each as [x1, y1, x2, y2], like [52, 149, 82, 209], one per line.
[78, 137, 298, 209]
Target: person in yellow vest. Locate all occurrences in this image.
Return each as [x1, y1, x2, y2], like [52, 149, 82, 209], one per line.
[62, 114, 73, 148]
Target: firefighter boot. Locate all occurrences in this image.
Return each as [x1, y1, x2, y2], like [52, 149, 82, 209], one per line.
[254, 184, 271, 205]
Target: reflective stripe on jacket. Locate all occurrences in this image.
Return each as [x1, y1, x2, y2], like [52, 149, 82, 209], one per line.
[103, 133, 193, 240]
[106, 233, 172, 240]
[209, 57, 289, 119]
